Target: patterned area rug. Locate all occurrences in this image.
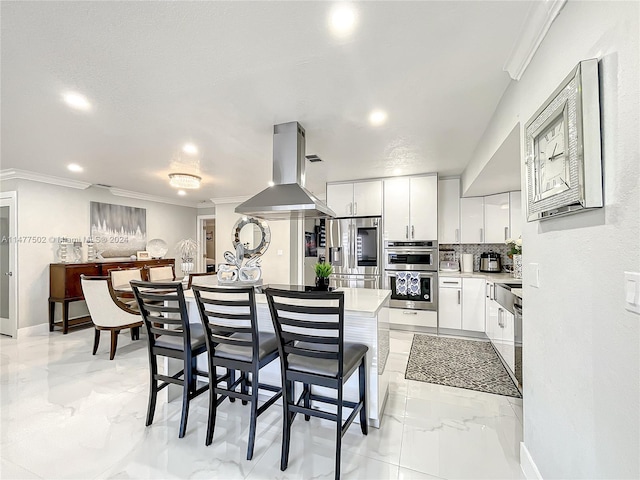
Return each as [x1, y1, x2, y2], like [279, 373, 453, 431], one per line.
[405, 334, 522, 398]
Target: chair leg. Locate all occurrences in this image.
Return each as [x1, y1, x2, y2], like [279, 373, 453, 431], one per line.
[228, 369, 236, 403]
[304, 383, 311, 421]
[109, 330, 119, 360]
[359, 357, 368, 435]
[280, 379, 292, 471]
[131, 326, 139, 341]
[178, 355, 191, 438]
[241, 372, 248, 406]
[335, 386, 343, 480]
[246, 368, 259, 460]
[92, 328, 100, 355]
[146, 354, 158, 426]
[205, 358, 217, 446]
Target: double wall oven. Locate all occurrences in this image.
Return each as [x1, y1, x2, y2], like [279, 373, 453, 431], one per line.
[384, 240, 438, 311]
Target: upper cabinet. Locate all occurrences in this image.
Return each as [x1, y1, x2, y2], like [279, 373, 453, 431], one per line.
[459, 192, 521, 244]
[509, 191, 522, 240]
[326, 180, 382, 217]
[383, 175, 437, 241]
[438, 178, 460, 243]
[484, 193, 510, 243]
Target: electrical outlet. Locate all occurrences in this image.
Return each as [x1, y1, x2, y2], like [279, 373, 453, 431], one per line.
[624, 272, 640, 314]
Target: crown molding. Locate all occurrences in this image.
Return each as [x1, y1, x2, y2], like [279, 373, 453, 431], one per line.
[210, 195, 251, 205]
[196, 202, 216, 209]
[503, 0, 567, 81]
[108, 188, 200, 208]
[0, 168, 92, 190]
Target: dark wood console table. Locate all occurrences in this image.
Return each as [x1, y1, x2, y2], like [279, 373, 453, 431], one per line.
[49, 259, 175, 334]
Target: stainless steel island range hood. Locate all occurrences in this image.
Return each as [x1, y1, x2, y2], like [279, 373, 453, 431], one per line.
[235, 121, 335, 220]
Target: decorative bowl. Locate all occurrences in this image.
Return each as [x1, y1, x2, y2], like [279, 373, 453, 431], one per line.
[147, 238, 168, 258]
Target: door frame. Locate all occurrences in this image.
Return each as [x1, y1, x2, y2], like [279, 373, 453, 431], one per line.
[0, 191, 18, 337]
[196, 214, 216, 273]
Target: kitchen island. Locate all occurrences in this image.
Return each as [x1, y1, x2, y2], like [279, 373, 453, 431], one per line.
[181, 286, 391, 428]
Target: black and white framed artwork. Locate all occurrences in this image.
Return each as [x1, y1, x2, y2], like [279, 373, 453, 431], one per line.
[90, 202, 146, 258]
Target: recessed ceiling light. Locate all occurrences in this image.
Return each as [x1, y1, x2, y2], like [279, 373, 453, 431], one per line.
[268, 181, 275, 187]
[182, 143, 198, 155]
[369, 110, 388, 126]
[177, 190, 186, 196]
[62, 92, 91, 111]
[329, 3, 357, 37]
[67, 163, 83, 172]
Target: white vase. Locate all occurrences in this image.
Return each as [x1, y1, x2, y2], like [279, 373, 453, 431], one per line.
[513, 254, 522, 279]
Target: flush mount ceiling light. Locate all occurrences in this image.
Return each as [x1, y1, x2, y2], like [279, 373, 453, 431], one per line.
[182, 143, 198, 155]
[67, 163, 83, 172]
[62, 91, 91, 111]
[369, 109, 388, 126]
[329, 3, 357, 37]
[268, 181, 275, 187]
[169, 173, 201, 189]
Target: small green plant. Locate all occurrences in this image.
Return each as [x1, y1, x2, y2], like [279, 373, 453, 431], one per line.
[314, 262, 333, 278]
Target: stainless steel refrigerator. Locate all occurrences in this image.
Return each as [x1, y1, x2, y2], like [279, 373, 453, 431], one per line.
[326, 216, 382, 289]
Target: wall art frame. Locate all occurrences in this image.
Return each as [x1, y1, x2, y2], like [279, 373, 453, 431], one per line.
[524, 59, 603, 221]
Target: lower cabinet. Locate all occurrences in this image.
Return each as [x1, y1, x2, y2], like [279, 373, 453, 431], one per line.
[484, 280, 515, 373]
[389, 308, 437, 328]
[438, 277, 485, 332]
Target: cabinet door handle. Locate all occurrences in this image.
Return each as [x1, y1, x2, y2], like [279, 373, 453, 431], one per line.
[411, 225, 415, 239]
[354, 202, 358, 216]
[457, 290, 461, 305]
[443, 281, 458, 284]
[486, 283, 490, 298]
[455, 228, 459, 243]
[505, 227, 509, 240]
[480, 228, 484, 243]
[405, 225, 409, 239]
[348, 202, 352, 216]
[402, 311, 418, 315]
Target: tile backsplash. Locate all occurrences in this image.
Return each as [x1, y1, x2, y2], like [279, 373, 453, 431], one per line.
[439, 243, 512, 272]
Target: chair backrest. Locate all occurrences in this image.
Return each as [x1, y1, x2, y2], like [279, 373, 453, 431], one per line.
[110, 268, 142, 289]
[264, 288, 345, 377]
[130, 280, 192, 351]
[81, 275, 140, 328]
[188, 272, 217, 289]
[192, 285, 258, 358]
[147, 265, 175, 282]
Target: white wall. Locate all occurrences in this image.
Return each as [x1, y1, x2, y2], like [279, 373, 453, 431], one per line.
[464, 2, 639, 478]
[1, 179, 197, 329]
[214, 202, 292, 285]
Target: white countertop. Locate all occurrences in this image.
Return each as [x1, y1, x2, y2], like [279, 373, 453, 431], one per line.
[439, 270, 522, 284]
[184, 286, 391, 318]
[511, 288, 523, 299]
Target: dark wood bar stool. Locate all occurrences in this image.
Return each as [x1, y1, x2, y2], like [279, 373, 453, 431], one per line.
[264, 288, 368, 480]
[192, 285, 282, 459]
[131, 280, 210, 438]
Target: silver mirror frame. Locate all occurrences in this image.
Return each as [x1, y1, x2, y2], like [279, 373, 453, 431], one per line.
[231, 217, 271, 258]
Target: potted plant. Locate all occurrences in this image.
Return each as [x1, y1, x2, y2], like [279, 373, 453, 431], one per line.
[505, 237, 523, 279]
[314, 262, 333, 291]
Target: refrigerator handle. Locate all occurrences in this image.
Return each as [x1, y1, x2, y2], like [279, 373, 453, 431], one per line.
[349, 223, 355, 269]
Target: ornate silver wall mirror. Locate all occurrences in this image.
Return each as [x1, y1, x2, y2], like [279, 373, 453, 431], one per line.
[231, 217, 271, 258]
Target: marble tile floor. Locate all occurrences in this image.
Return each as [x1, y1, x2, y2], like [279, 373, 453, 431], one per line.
[0, 328, 524, 479]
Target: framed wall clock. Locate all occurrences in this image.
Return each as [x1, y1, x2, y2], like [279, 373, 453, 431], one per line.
[525, 59, 603, 221]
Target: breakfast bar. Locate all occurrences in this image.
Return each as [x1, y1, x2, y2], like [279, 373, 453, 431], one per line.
[181, 286, 392, 428]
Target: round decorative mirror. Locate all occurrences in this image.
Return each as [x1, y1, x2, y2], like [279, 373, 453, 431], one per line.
[231, 217, 271, 258]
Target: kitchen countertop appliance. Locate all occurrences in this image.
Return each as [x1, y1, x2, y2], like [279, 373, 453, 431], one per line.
[480, 251, 502, 273]
[384, 240, 438, 311]
[327, 216, 382, 289]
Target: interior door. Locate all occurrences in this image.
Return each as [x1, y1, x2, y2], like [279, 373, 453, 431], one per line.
[1, 194, 17, 337]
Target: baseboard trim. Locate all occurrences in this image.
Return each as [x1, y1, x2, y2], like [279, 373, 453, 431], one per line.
[520, 442, 543, 479]
[18, 323, 49, 338]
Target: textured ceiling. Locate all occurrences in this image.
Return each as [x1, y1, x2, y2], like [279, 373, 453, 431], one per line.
[1, 1, 532, 203]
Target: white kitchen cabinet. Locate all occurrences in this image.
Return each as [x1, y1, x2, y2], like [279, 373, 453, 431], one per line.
[438, 178, 460, 244]
[438, 277, 462, 329]
[484, 193, 510, 243]
[410, 175, 438, 240]
[383, 177, 410, 240]
[383, 175, 437, 241]
[462, 278, 485, 332]
[389, 308, 437, 328]
[460, 197, 484, 243]
[509, 191, 522, 240]
[326, 180, 382, 217]
[485, 281, 499, 342]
